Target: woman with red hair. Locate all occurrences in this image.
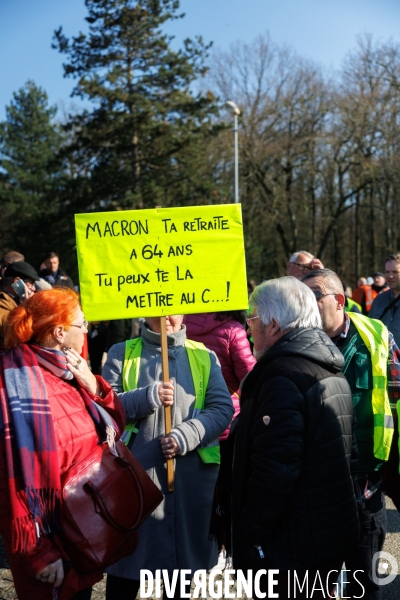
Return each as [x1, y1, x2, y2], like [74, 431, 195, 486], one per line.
[0, 288, 125, 600]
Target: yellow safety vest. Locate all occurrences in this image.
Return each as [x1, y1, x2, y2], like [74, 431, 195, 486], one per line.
[346, 298, 362, 313]
[347, 312, 394, 461]
[122, 337, 220, 464]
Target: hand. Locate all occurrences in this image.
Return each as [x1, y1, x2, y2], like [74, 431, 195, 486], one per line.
[158, 381, 174, 406]
[160, 435, 180, 458]
[36, 558, 64, 588]
[64, 347, 98, 395]
[309, 258, 324, 270]
[20, 282, 35, 305]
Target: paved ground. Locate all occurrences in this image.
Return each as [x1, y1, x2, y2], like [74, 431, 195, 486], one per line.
[379, 497, 400, 599]
[1, 498, 400, 598]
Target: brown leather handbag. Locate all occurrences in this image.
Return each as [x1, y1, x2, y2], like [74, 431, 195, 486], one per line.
[59, 412, 163, 574]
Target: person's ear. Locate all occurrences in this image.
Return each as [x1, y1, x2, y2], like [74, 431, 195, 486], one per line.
[53, 325, 65, 345]
[335, 293, 346, 309]
[270, 319, 281, 336]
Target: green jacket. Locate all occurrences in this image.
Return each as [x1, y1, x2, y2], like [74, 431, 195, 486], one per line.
[341, 320, 392, 473]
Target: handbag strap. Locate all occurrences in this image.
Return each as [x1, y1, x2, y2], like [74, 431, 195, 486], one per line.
[378, 294, 400, 321]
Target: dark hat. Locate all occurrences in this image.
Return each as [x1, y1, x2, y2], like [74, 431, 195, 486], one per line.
[4, 261, 40, 281]
[374, 271, 385, 277]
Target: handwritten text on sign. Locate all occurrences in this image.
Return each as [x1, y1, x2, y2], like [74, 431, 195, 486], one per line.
[75, 205, 248, 320]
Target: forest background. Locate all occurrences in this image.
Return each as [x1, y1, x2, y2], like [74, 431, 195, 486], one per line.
[1, 0, 400, 288]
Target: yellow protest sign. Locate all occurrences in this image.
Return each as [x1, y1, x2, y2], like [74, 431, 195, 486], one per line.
[75, 204, 248, 320]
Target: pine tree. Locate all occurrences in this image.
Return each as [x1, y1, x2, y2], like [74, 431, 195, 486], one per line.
[53, 0, 222, 210]
[0, 81, 64, 261]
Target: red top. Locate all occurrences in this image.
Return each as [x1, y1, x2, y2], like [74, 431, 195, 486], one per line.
[0, 369, 125, 600]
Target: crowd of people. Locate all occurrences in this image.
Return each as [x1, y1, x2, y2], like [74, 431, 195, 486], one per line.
[0, 251, 75, 349]
[0, 246, 400, 600]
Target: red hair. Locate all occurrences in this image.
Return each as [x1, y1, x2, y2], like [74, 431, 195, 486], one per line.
[4, 288, 81, 349]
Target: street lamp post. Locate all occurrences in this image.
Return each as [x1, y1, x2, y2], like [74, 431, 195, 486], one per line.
[226, 100, 240, 203]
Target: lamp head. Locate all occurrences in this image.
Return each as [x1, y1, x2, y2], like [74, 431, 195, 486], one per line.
[225, 100, 240, 115]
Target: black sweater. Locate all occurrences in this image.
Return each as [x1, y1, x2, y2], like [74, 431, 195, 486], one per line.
[231, 327, 359, 570]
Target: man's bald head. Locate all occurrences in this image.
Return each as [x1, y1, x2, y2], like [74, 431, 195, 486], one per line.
[287, 251, 314, 279]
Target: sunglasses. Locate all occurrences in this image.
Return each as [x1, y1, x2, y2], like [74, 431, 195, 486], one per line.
[312, 291, 337, 301]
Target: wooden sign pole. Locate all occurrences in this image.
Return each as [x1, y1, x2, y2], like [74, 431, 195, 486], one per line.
[160, 316, 174, 491]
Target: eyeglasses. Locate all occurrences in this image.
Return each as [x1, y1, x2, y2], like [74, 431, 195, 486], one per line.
[247, 315, 260, 328]
[290, 262, 311, 272]
[70, 319, 88, 332]
[312, 291, 337, 302]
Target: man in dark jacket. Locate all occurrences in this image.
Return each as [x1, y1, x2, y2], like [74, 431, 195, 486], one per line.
[369, 254, 400, 346]
[231, 277, 359, 598]
[39, 252, 74, 289]
[303, 268, 399, 600]
[371, 272, 389, 297]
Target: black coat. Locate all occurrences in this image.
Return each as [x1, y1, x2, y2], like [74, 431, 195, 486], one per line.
[231, 327, 359, 571]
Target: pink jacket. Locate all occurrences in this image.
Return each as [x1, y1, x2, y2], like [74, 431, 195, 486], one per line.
[184, 313, 256, 439]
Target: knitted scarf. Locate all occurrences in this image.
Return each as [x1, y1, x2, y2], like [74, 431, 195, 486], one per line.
[0, 343, 103, 552]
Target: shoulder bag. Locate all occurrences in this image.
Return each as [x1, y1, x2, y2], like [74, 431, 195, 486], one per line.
[59, 404, 163, 573]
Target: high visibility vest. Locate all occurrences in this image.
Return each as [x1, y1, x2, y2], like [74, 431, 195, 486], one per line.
[347, 312, 394, 461]
[364, 287, 374, 312]
[346, 298, 362, 313]
[122, 337, 220, 464]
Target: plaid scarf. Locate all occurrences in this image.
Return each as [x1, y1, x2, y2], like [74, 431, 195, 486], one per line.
[0, 343, 103, 552]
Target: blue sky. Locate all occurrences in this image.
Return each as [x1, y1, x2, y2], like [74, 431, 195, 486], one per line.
[1, 0, 400, 120]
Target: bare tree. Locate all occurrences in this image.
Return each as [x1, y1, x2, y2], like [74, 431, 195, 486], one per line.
[205, 33, 400, 285]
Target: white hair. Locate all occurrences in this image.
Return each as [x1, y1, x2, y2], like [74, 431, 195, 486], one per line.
[289, 250, 314, 263]
[249, 277, 322, 330]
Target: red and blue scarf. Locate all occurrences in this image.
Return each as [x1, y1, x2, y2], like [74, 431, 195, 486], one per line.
[0, 343, 102, 552]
